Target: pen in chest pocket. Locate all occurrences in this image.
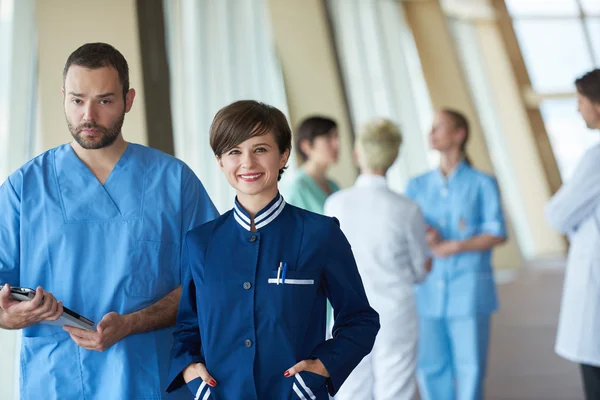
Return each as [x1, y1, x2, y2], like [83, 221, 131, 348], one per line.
[276, 261, 289, 285]
[282, 262, 288, 284]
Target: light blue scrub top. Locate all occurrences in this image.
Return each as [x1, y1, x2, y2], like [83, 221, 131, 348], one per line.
[405, 161, 506, 318]
[0, 143, 218, 400]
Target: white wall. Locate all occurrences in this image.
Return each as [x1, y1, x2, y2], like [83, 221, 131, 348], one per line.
[36, 0, 147, 151]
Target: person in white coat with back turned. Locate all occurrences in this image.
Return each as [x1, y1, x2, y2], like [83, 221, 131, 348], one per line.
[325, 118, 431, 400]
[546, 68, 600, 400]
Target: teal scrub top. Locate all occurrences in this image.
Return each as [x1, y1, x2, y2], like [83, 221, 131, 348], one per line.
[283, 168, 340, 215]
[0, 143, 218, 400]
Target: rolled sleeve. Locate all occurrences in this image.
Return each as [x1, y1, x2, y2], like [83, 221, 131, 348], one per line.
[311, 219, 380, 395]
[479, 177, 506, 238]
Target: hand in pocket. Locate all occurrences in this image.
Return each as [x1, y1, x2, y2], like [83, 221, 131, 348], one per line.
[183, 362, 217, 387]
[284, 359, 329, 378]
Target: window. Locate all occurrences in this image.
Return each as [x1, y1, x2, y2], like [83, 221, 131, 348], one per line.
[539, 98, 599, 180]
[587, 18, 600, 61]
[507, 0, 600, 180]
[581, 0, 600, 14]
[505, 0, 579, 17]
[513, 20, 593, 93]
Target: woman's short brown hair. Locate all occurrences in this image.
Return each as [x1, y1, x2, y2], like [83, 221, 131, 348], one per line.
[295, 116, 337, 161]
[209, 100, 292, 180]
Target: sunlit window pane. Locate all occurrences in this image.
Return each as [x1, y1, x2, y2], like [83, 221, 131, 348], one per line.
[514, 20, 593, 92]
[586, 18, 600, 66]
[540, 98, 600, 181]
[505, 0, 579, 17]
[581, 0, 600, 14]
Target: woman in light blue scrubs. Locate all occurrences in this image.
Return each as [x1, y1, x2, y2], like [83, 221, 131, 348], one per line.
[405, 109, 507, 400]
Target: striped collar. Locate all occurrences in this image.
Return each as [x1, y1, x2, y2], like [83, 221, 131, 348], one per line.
[233, 193, 286, 231]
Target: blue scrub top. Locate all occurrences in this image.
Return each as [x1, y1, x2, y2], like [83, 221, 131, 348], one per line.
[405, 161, 506, 318]
[0, 143, 218, 400]
[168, 194, 380, 400]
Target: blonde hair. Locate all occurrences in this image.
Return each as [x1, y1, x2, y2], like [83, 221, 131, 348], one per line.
[356, 118, 403, 171]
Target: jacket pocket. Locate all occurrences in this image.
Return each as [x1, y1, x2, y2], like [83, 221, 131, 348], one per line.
[291, 371, 327, 400]
[268, 269, 317, 285]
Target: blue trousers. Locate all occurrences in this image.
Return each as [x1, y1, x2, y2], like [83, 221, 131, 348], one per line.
[417, 316, 491, 400]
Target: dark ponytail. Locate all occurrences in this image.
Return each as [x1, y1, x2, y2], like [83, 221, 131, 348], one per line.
[442, 108, 471, 165]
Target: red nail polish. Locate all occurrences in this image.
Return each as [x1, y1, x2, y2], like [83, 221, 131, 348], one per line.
[284, 371, 291, 377]
[209, 379, 217, 387]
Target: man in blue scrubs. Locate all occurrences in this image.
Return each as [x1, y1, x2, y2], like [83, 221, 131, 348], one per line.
[0, 43, 218, 399]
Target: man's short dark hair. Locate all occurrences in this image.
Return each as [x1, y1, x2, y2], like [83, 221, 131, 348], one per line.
[209, 100, 292, 181]
[575, 69, 600, 104]
[63, 43, 130, 100]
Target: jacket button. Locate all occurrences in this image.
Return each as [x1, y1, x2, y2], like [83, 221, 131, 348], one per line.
[244, 339, 253, 347]
[249, 235, 257, 243]
[243, 282, 252, 290]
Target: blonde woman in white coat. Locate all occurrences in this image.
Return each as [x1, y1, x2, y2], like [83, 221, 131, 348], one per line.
[325, 118, 431, 400]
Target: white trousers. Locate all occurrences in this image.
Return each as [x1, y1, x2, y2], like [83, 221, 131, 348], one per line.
[333, 313, 418, 400]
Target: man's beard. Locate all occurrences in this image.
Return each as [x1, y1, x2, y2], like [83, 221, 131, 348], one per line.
[67, 114, 125, 150]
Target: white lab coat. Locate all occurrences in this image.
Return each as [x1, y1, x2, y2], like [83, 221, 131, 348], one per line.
[546, 143, 600, 367]
[324, 174, 429, 400]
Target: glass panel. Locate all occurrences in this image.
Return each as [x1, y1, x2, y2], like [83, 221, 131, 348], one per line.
[449, 18, 535, 257]
[505, 0, 578, 16]
[586, 18, 600, 66]
[540, 97, 600, 181]
[581, 0, 600, 14]
[514, 20, 593, 92]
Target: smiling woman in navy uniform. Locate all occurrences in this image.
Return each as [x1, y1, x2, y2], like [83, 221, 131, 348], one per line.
[166, 100, 380, 400]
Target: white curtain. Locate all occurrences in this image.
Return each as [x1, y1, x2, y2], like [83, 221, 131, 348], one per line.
[0, 0, 37, 398]
[163, 0, 293, 213]
[327, 0, 435, 193]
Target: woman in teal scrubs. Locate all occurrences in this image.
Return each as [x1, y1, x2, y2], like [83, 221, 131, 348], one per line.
[405, 109, 507, 400]
[283, 116, 340, 214]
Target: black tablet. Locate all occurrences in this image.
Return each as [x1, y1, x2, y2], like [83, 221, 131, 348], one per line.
[1, 285, 95, 331]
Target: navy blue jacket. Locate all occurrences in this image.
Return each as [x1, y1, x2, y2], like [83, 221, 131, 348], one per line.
[167, 194, 379, 399]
